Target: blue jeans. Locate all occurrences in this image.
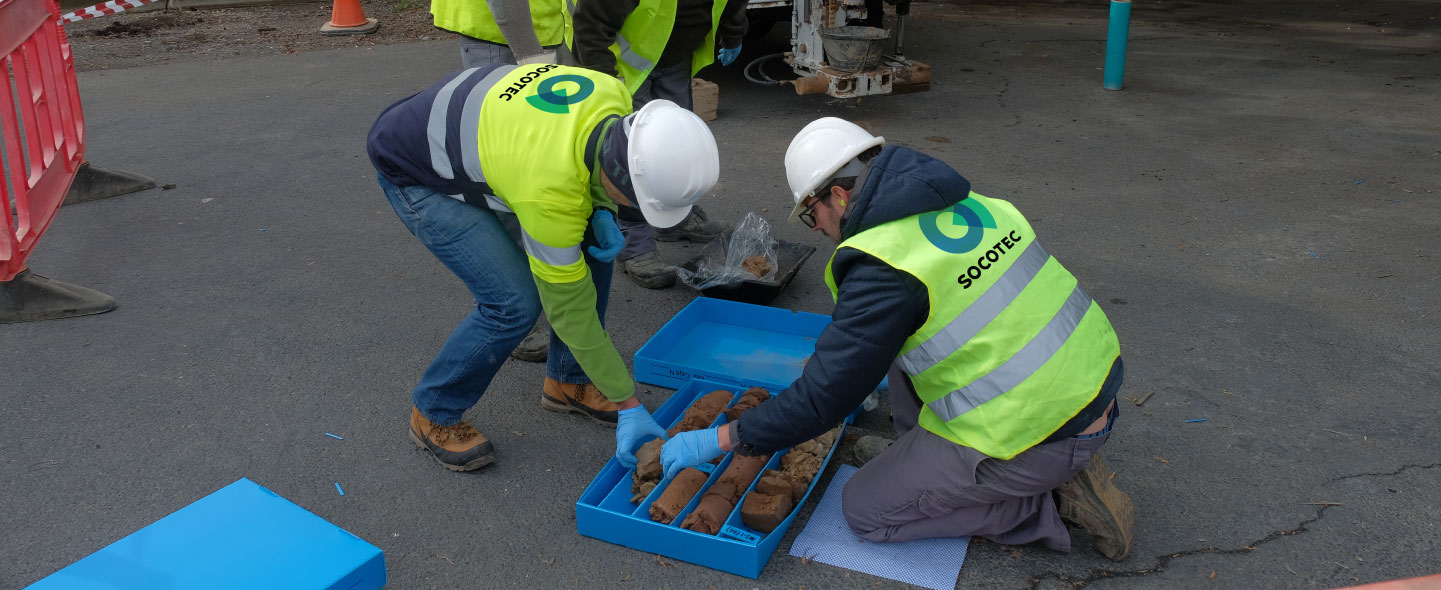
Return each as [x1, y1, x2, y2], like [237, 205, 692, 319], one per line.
[378, 173, 611, 425]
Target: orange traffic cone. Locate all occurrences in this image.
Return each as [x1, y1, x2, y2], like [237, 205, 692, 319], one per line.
[319, 0, 379, 36]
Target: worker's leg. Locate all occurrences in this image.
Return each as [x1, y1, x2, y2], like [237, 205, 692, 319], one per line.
[841, 412, 1109, 550]
[885, 363, 923, 437]
[632, 62, 695, 111]
[378, 174, 541, 425]
[611, 92, 670, 288]
[458, 36, 517, 68]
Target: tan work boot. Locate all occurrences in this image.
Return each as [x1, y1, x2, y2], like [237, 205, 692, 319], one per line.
[541, 377, 620, 427]
[1056, 453, 1135, 561]
[408, 407, 495, 472]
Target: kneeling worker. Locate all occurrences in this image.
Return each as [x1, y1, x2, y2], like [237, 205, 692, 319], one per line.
[660, 118, 1135, 560]
[368, 64, 716, 471]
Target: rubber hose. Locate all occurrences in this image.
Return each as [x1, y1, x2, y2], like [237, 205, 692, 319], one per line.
[744, 53, 788, 86]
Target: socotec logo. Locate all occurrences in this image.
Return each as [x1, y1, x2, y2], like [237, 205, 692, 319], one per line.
[526, 75, 595, 114]
[495, 66, 596, 114]
[919, 199, 996, 254]
[918, 199, 1026, 290]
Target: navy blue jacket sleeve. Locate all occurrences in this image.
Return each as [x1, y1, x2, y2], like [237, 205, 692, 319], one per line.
[732, 248, 929, 456]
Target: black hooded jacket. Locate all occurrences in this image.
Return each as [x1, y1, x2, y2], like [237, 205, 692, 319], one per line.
[732, 146, 968, 455]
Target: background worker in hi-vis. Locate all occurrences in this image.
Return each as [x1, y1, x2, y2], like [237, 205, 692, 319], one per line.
[431, 0, 568, 68]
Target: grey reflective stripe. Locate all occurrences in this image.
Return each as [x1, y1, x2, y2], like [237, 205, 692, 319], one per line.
[483, 194, 511, 212]
[459, 66, 516, 185]
[899, 240, 1052, 375]
[427, 69, 480, 180]
[615, 34, 655, 72]
[926, 285, 1094, 422]
[522, 230, 583, 267]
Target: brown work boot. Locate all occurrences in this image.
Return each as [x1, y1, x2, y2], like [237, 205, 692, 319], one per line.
[1056, 453, 1135, 561]
[541, 377, 620, 427]
[408, 407, 495, 472]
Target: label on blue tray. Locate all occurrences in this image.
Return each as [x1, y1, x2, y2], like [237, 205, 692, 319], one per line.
[721, 525, 761, 544]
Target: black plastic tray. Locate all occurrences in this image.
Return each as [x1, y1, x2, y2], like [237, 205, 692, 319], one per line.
[678, 238, 816, 305]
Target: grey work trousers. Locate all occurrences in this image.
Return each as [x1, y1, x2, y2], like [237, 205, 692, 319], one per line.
[458, 37, 571, 68]
[841, 364, 1113, 551]
[617, 61, 695, 261]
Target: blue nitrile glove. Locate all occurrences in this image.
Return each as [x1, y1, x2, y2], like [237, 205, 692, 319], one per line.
[718, 45, 742, 67]
[661, 427, 725, 479]
[616, 406, 668, 468]
[587, 209, 624, 263]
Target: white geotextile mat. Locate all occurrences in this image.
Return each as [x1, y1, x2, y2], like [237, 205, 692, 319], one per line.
[788, 465, 969, 590]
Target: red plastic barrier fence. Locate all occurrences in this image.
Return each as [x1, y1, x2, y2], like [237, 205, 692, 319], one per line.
[0, 0, 86, 282]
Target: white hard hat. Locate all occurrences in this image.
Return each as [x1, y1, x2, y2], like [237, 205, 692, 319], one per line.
[783, 118, 885, 223]
[626, 100, 720, 229]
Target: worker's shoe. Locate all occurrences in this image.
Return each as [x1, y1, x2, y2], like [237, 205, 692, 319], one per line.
[510, 318, 549, 363]
[408, 406, 495, 472]
[851, 436, 894, 467]
[541, 377, 621, 427]
[1056, 453, 1134, 561]
[617, 251, 676, 289]
[655, 206, 728, 243]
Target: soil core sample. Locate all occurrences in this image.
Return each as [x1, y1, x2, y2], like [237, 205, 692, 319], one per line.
[633, 390, 734, 502]
[667, 390, 733, 436]
[680, 454, 772, 535]
[734, 426, 844, 534]
[724, 387, 771, 421]
[680, 483, 738, 534]
[650, 468, 709, 524]
[741, 491, 794, 534]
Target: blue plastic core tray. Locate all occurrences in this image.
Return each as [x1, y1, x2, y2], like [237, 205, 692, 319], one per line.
[635, 298, 831, 391]
[576, 379, 849, 579]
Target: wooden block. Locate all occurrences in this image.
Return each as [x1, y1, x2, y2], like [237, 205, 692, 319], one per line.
[691, 78, 719, 122]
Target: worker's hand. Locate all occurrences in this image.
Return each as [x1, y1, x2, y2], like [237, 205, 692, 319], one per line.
[516, 50, 558, 66]
[616, 406, 668, 469]
[718, 45, 742, 67]
[587, 209, 624, 263]
[661, 427, 725, 479]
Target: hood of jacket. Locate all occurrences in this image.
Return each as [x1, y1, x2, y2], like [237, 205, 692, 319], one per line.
[840, 145, 972, 240]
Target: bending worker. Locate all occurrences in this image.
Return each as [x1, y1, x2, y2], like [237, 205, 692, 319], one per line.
[660, 118, 1135, 560]
[368, 63, 714, 472]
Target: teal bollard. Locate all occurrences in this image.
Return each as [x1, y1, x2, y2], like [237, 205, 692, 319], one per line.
[1103, 0, 1132, 90]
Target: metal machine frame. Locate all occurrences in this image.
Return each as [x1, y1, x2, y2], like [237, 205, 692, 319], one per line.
[783, 0, 931, 98]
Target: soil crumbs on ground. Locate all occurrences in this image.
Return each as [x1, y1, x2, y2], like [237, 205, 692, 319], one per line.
[64, 0, 438, 72]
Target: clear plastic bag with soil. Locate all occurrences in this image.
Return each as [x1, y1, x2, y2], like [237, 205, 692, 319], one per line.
[676, 212, 779, 290]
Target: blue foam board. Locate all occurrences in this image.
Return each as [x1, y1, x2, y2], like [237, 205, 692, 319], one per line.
[28, 478, 386, 590]
[634, 298, 831, 391]
[577, 378, 850, 579]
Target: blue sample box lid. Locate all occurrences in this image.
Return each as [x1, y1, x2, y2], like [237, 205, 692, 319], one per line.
[28, 478, 386, 590]
[635, 297, 832, 391]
